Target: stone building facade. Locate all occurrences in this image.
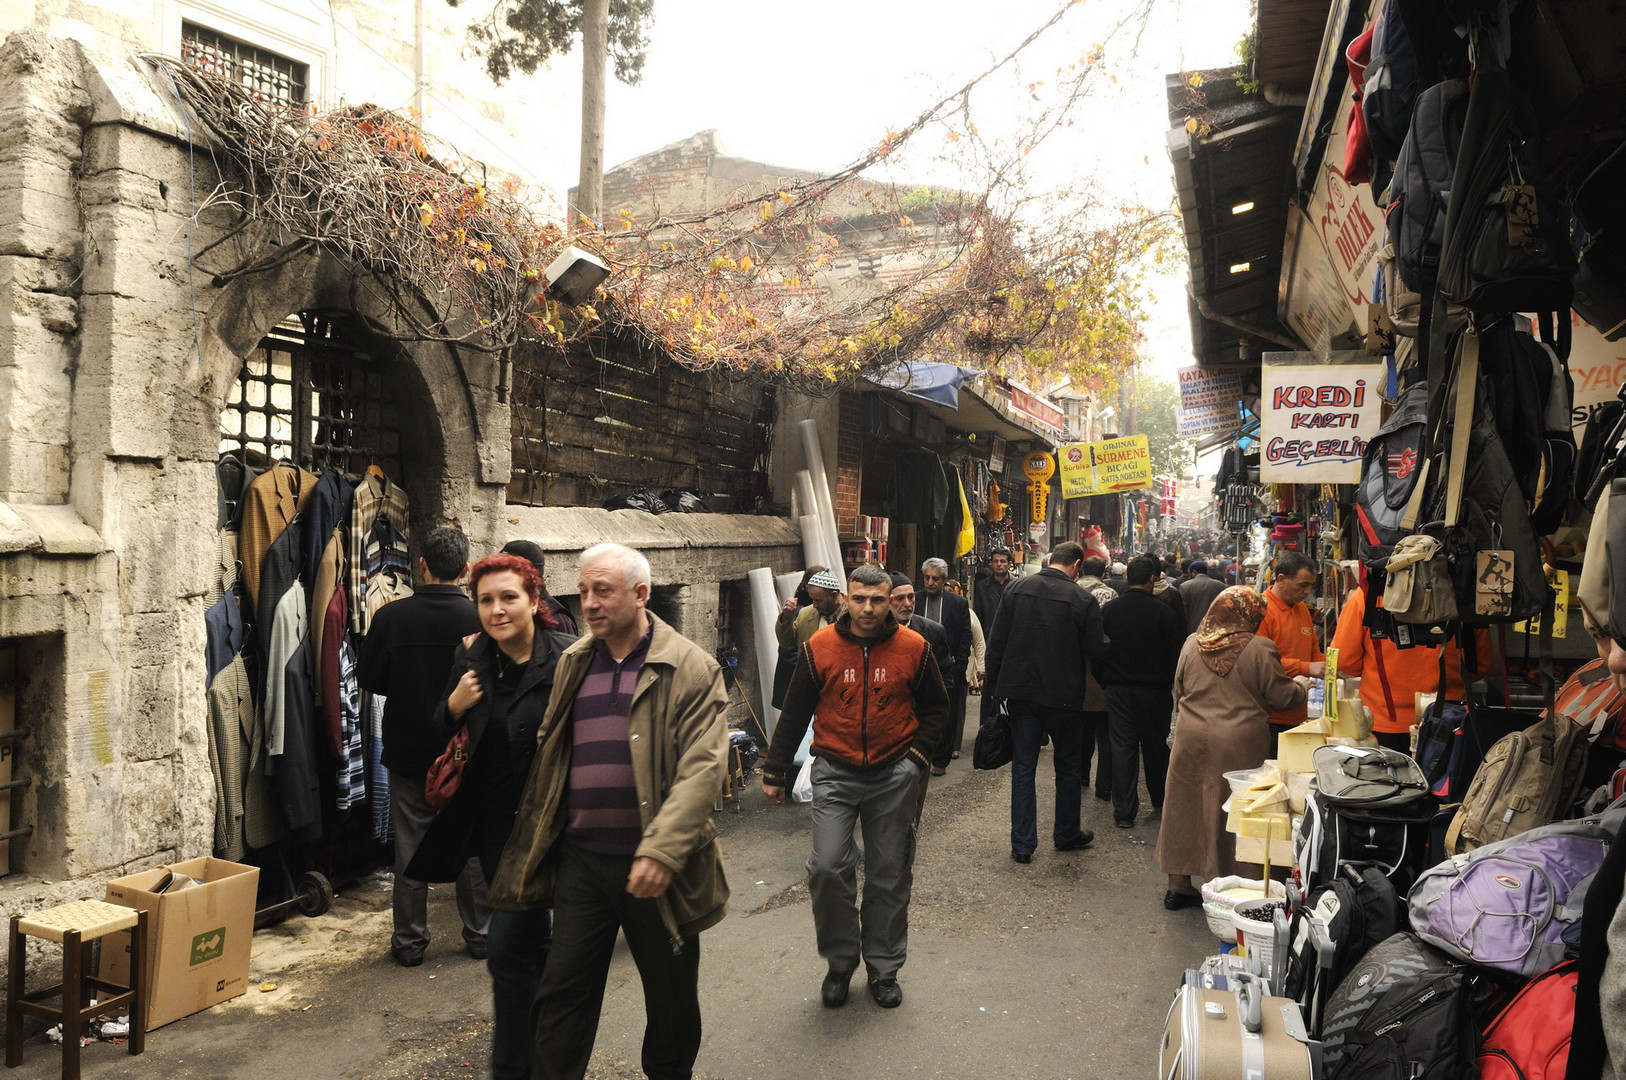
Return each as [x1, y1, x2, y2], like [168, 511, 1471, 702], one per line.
[0, 3, 800, 944]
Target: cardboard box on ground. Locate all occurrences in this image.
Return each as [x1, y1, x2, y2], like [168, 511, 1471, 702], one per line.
[97, 857, 259, 1030]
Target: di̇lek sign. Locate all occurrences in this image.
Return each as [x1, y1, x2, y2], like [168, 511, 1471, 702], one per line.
[1058, 434, 1153, 498]
[1260, 355, 1386, 483]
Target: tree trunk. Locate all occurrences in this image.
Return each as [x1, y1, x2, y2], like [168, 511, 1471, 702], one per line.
[577, 0, 609, 225]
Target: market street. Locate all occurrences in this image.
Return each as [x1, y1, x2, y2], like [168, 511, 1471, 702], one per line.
[8, 750, 1210, 1080]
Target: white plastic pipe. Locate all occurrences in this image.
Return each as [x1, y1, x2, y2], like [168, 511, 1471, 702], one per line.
[799, 514, 826, 570]
[775, 571, 803, 606]
[794, 471, 833, 568]
[798, 419, 844, 574]
[747, 567, 782, 736]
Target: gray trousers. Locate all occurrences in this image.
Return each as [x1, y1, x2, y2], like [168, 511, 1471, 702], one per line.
[389, 769, 490, 958]
[806, 755, 924, 981]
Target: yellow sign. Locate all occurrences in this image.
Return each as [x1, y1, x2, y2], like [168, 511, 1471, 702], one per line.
[1020, 451, 1056, 483]
[1514, 569, 1570, 639]
[1323, 647, 1338, 724]
[1057, 435, 1153, 498]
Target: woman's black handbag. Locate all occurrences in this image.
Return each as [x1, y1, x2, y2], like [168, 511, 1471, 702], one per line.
[972, 703, 1013, 770]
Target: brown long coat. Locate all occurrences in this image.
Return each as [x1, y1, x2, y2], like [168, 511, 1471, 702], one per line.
[1156, 634, 1306, 884]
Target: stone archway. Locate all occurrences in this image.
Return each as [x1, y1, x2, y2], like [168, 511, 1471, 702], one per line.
[189, 249, 511, 528]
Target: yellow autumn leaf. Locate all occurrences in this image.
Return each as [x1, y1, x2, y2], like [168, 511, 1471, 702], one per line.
[418, 203, 435, 226]
[761, 202, 774, 220]
[1185, 117, 1200, 134]
[1188, 72, 1204, 87]
[739, 255, 754, 272]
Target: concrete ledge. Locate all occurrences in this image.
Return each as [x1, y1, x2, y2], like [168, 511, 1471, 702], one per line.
[4, 502, 103, 555]
[505, 507, 801, 554]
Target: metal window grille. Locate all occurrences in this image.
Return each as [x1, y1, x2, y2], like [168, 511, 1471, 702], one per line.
[219, 312, 404, 478]
[181, 21, 308, 107]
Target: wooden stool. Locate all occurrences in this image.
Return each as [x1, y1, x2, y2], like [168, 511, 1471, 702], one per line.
[6, 899, 147, 1079]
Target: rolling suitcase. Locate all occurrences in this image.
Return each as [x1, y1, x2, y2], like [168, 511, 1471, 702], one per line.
[1159, 972, 1323, 1079]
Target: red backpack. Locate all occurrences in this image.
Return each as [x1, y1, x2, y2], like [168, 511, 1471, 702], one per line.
[1477, 960, 1579, 1080]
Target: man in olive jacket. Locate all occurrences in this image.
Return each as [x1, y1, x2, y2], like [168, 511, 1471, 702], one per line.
[489, 543, 729, 1080]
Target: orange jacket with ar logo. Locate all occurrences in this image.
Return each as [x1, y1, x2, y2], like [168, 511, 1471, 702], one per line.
[1260, 587, 1324, 727]
[762, 612, 949, 785]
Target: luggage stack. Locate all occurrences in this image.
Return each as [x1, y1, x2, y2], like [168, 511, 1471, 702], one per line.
[1159, 730, 1626, 1080]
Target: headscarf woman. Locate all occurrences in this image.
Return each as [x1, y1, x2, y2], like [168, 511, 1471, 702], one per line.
[1156, 586, 1308, 909]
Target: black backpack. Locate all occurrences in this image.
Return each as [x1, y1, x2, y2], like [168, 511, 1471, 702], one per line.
[1571, 139, 1626, 342]
[1320, 934, 1479, 1079]
[1473, 318, 1575, 534]
[1423, 323, 1552, 625]
[1353, 381, 1430, 569]
[1281, 863, 1403, 1028]
[1391, 78, 1470, 293]
[1437, 68, 1576, 316]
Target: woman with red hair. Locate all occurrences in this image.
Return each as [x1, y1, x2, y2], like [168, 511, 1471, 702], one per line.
[408, 552, 575, 1080]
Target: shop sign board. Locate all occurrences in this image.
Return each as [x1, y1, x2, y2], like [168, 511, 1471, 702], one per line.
[1176, 365, 1242, 436]
[1278, 73, 1385, 353]
[1260, 356, 1385, 483]
[1057, 434, 1153, 498]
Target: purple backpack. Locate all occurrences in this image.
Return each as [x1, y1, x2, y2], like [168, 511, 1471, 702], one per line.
[1406, 798, 1626, 977]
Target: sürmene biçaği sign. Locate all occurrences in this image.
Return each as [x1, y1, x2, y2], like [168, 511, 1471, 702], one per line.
[1260, 360, 1386, 483]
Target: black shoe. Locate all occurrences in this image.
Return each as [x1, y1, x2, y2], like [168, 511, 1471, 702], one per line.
[1055, 831, 1095, 852]
[391, 949, 423, 968]
[1164, 889, 1203, 911]
[868, 977, 902, 1008]
[821, 968, 853, 1008]
[465, 939, 489, 960]
[1011, 851, 1032, 864]
[1114, 818, 1136, 829]
[1094, 791, 1113, 802]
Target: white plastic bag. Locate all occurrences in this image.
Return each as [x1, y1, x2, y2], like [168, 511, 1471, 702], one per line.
[791, 755, 814, 803]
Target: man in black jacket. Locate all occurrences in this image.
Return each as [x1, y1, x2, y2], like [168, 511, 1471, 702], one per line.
[1097, 554, 1186, 830]
[889, 573, 955, 777]
[499, 539, 577, 635]
[917, 558, 973, 770]
[985, 540, 1104, 863]
[358, 527, 485, 966]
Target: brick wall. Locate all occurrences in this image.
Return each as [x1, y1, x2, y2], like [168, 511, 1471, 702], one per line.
[835, 390, 862, 536]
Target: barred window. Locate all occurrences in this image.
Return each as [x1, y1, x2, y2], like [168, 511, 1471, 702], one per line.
[181, 21, 308, 107]
[220, 312, 403, 478]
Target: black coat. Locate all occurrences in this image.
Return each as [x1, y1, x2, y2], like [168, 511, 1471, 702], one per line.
[984, 567, 1103, 709]
[916, 589, 971, 679]
[903, 614, 956, 695]
[971, 572, 1013, 635]
[405, 619, 575, 883]
[357, 585, 482, 778]
[1098, 589, 1185, 688]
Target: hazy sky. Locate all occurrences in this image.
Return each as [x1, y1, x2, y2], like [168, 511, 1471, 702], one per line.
[516, 0, 1256, 379]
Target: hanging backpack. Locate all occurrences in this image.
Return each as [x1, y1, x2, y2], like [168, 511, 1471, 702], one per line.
[1437, 68, 1576, 316]
[1391, 78, 1471, 293]
[1445, 706, 1595, 855]
[1425, 323, 1551, 625]
[1354, 381, 1431, 570]
[1344, 22, 1377, 186]
[1362, 0, 1421, 187]
[1570, 138, 1626, 341]
[1408, 800, 1625, 977]
[1472, 318, 1576, 536]
[1477, 960, 1579, 1080]
[1319, 933, 1478, 1079]
[1383, 533, 1458, 625]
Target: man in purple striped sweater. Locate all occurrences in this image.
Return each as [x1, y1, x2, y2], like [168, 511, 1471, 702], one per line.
[493, 543, 729, 1080]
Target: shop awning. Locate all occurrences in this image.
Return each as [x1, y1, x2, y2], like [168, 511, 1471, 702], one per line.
[870, 361, 982, 409]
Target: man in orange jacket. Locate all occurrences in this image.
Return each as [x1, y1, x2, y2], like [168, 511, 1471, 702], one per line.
[1259, 552, 1327, 744]
[762, 563, 948, 1011]
[1330, 585, 1492, 752]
